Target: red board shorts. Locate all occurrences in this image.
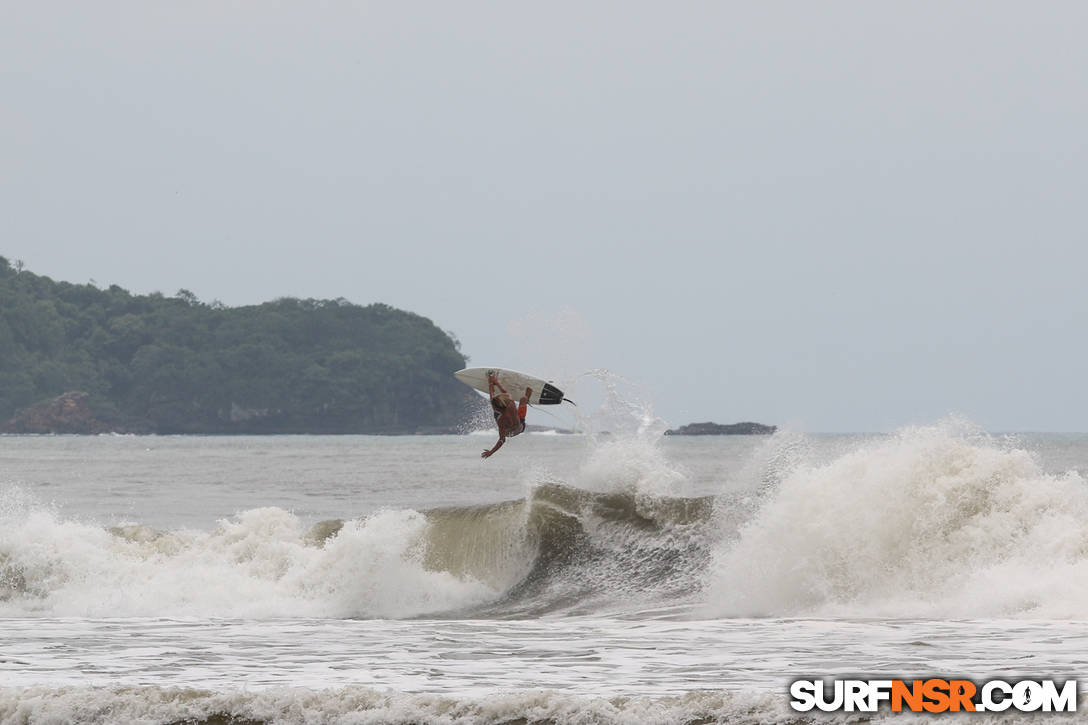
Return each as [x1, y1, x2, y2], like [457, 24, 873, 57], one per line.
[493, 397, 528, 433]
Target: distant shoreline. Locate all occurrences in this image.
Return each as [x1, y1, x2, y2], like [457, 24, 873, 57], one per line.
[1, 391, 777, 437]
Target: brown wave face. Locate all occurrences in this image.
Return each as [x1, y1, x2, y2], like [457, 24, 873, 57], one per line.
[418, 483, 717, 618]
[63, 485, 718, 619]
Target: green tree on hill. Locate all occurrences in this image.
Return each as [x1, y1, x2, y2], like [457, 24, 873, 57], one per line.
[0, 256, 478, 433]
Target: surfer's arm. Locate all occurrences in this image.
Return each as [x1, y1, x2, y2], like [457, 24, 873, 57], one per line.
[482, 436, 505, 459]
[487, 373, 509, 397]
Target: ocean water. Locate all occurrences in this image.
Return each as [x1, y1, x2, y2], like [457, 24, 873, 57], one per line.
[3, 420, 1088, 723]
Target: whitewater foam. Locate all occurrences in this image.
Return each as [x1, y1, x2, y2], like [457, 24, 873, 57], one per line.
[0, 685, 795, 725]
[0, 500, 497, 618]
[6, 419, 1087, 621]
[0, 395, 711, 620]
[7, 682, 1084, 724]
[706, 419, 1088, 618]
[0, 477, 711, 619]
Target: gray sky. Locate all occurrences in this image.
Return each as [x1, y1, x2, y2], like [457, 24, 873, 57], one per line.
[3, 1, 1086, 431]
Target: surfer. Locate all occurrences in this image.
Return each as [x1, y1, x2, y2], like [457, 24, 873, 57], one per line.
[482, 372, 531, 459]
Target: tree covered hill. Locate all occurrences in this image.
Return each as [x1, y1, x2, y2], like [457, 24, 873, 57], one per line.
[0, 257, 480, 433]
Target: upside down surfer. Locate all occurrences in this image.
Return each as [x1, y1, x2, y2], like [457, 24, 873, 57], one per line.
[482, 372, 531, 459]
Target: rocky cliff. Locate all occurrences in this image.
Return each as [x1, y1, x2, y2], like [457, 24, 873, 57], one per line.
[1, 392, 112, 434]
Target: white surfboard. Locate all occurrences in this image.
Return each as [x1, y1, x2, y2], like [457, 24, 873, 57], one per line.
[454, 367, 567, 405]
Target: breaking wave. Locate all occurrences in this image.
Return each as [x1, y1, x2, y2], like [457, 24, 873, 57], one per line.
[3, 419, 1088, 619]
[0, 434, 713, 619]
[706, 419, 1088, 619]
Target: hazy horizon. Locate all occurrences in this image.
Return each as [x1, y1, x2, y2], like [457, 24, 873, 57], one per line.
[4, 2, 1086, 432]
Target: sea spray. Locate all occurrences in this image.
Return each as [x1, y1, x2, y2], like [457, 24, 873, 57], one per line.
[426, 382, 714, 616]
[0, 386, 712, 618]
[0, 494, 497, 618]
[474, 372, 714, 615]
[16, 413, 1085, 621]
[705, 418, 1088, 618]
[0, 479, 713, 619]
[572, 368, 669, 440]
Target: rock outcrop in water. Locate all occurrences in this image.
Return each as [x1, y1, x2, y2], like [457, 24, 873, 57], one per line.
[665, 421, 776, 436]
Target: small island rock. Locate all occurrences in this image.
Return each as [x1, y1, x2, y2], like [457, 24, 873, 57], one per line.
[665, 421, 776, 436]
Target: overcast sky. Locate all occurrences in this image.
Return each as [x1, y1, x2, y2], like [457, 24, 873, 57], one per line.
[3, 2, 1086, 431]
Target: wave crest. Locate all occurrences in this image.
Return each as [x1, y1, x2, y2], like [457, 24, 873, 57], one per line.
[707, 420, 1088, 618]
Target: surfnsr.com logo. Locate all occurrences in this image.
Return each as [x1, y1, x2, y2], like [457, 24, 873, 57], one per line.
[789, 679, 1077, 713]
